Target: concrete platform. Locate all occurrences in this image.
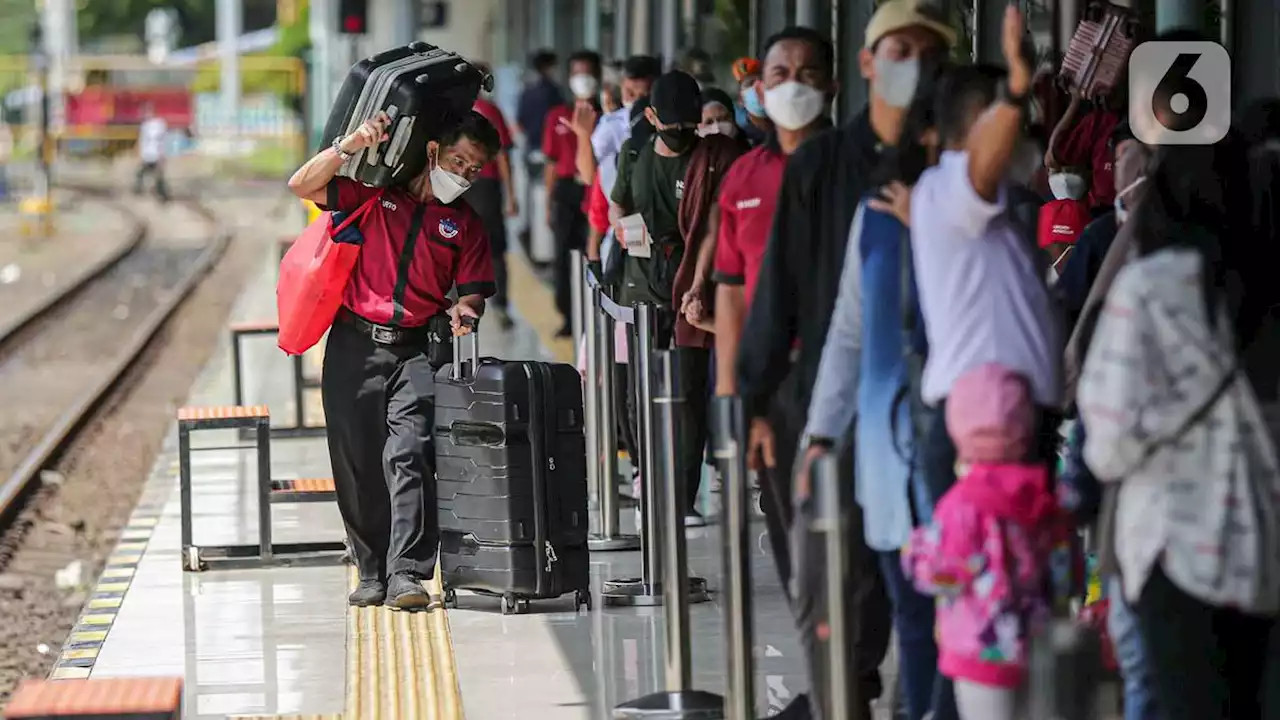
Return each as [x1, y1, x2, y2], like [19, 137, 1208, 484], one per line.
[64, 234, 816, 718]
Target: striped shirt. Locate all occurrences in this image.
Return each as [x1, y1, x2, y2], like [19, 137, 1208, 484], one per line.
[1079, 248, 1280, 614]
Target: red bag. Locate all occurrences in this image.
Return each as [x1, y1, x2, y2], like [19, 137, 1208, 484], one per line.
[276, 192, 381, 355]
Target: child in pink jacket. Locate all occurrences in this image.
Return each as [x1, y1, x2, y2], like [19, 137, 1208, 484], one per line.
[903, 363, 1065, 719]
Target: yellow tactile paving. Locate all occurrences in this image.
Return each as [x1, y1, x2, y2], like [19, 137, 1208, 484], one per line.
[507, 251, 573, 363]
[232, 715, 342, 720]
[345, 568, 463, 720]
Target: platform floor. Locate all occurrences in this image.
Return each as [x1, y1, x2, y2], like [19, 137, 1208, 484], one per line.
[63, 237, 824, 719]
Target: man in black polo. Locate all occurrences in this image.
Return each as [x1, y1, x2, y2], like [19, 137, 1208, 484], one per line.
[288, 111, 500, 609]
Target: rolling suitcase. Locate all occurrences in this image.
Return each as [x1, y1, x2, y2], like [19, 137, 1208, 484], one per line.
[1059, 2, 1139, 101]
[322, 41, 493, 188]
[434, 326, 591, 615]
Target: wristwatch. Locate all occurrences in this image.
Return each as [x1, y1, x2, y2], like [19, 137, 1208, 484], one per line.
[331, 136, 353, 161]
[997, 77, 1030, 112]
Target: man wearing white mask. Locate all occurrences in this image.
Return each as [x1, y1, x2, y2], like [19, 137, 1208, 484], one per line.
[734, 2, 953, 718]
[543, 50, 603, 335]
[287, 111, 500, 610]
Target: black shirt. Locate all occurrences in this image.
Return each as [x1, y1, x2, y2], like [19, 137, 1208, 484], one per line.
[737, 110, 885, 419]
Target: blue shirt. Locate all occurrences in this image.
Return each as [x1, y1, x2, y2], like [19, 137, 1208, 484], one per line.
[591, 106, 631, 199]
[805, 201, 931, 550]
[516, 76, 563, 150]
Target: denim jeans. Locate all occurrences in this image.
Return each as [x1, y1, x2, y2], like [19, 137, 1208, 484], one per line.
[879, 550, 958, 720]
[1107, 577, 1159, 720]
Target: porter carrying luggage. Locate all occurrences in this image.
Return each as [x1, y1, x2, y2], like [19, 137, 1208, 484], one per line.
[322, 41, 492, 187]
[434, 324, 591, 615]
[1059, 2, 1139, 101]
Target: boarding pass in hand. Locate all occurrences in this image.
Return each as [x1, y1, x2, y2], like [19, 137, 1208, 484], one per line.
[618, 213, 651, 259]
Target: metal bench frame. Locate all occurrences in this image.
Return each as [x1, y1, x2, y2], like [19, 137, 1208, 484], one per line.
[178, 408, 344, 571]
[230, 324, 326, 438]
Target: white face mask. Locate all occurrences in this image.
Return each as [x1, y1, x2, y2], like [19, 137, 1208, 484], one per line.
[1048, 172, 1087, 201]
[763, 81, 825, 131]
[569, 74, 599, 99]
[1113, 176, 1146, 224]
[697, 120, 738, 138]
[430, 148, 470, 204]
[872, 56, 920, 109]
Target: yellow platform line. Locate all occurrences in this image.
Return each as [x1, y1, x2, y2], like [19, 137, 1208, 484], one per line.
[506, 251, 574, 363]
[345, 568, 463, 720]
[231, 715, 342, 720]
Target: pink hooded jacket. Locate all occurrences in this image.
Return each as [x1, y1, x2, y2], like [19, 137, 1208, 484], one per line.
[902, 463, 1065, 688]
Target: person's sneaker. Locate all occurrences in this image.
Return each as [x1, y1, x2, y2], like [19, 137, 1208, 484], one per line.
[685, 509, 707, 528]
[555, 325, 572, 338]
[386, 573, 431, 610]
[348, 578, 386, 607]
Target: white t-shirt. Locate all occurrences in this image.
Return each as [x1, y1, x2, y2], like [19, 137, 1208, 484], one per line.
[138, 117, 168, 163]
[909, 150, 1062, 407]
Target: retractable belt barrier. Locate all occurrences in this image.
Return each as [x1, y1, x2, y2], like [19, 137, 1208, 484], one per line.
[810, 453, 853, 720]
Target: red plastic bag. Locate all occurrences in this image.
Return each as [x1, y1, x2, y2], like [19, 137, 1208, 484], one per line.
[276, 192, 381, 355]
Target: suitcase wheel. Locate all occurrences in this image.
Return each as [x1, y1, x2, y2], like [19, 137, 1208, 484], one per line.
[443, 588, 458, 609]
[575, 589, 593, 612]
[501, 594, 530, 615]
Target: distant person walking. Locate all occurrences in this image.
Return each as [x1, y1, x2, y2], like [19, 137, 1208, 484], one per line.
[134, 105, 169, 202]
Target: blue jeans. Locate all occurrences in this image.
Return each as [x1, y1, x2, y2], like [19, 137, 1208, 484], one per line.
[879, 550, 958, 720]
[1108, 577, 1160, 720]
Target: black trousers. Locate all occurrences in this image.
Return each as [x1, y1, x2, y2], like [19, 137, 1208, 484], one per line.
[758, 376, 891, 720]
[1135, 566, 1277, 720]
[621, 309, 708, 511]
[464, 177, 509, 308]
[321, 318, 439, 581]
[550, 178, 586, 327]
[135, 160, 169, 201]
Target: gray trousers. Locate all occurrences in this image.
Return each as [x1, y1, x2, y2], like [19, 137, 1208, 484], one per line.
[321, 317, 439, 581]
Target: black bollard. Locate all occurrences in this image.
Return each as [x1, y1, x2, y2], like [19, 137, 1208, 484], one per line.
[711, 395, 755, 720]
[613, 350, 724, 720]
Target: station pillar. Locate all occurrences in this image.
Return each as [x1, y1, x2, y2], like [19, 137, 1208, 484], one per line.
[613, 0, 632, 58]
[1154, 0, 1202, 33]
[1228, 0, 1280, 110]
[834, 0, 874, 121]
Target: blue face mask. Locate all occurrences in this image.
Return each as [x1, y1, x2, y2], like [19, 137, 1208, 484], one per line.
[742, 87, 766, 118]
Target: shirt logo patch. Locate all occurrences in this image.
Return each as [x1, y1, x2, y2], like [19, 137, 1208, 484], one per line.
[438, 218, 459, 238]
[675, 179, 685, 200]
[381, 199, 398, 212]
[736, 197, 762, 210]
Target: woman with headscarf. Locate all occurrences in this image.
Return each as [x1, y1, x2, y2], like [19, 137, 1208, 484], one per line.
[698, 87, 751, 152]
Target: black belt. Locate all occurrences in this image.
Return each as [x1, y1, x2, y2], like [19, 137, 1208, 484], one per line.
[337, 307, 432, 346]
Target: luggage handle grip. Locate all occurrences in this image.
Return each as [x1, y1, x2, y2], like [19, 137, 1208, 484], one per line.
[450, 316, 480, 381]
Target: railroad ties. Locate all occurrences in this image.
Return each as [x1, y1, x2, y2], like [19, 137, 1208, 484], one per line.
[176, 404, 344, 571]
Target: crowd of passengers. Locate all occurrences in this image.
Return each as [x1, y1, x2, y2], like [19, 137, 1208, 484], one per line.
[505, 0, 1280, 718]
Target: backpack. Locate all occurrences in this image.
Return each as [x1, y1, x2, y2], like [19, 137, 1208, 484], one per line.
[646, 231, 684, 302]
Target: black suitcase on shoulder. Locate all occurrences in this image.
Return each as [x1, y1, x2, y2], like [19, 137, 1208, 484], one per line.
[434, 328, 591, 615]
[322, 41, 492, 188]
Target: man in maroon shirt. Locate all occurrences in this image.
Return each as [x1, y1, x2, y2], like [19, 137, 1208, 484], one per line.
[287, 111, 499, 609]
[542, 50, 602, 335]
[468, 65, 518, 327]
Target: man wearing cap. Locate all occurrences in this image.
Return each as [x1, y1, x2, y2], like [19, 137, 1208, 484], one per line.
[613, 70, 744, 527]
[736, 1, 955, 718]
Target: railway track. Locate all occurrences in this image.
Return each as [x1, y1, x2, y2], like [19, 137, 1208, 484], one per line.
[0, 187, 227, 551]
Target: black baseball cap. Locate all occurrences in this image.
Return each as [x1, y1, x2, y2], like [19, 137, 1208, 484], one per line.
[650, 71, 702, 126]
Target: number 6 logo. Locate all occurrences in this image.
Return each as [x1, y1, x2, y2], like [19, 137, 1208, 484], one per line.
[1129, 41, 1231, 146]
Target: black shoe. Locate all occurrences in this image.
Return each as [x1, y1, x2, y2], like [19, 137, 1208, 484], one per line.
[348, 579, 386, 607]
[555, 325, 572, 338]
[387, 573, 431, 610]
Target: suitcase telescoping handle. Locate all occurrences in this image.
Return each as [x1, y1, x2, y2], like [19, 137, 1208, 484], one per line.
[450, 316, 480, 381]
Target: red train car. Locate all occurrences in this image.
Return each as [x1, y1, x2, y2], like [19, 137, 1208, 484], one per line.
[65, 86, 193, 129]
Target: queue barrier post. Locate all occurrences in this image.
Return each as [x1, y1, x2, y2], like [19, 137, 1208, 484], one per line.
[570, 249, 585, 353]
[811, 452, 851, 720]
[582, 266, 603, 515]
[587, 269, 638, 551]
[613, 350, 723, 720]
[602, 301, 707, 605]
[711, 395, 755, 720]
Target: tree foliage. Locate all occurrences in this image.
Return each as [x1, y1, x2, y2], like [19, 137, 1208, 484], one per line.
[190, 2, 310, 98]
